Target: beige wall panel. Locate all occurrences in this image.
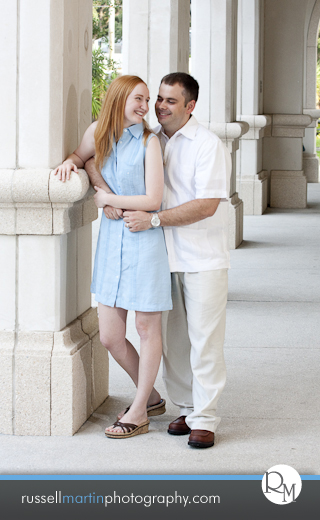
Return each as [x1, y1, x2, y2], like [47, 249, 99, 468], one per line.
[264, 0, 306, 114]
[0, 1, 17, 168]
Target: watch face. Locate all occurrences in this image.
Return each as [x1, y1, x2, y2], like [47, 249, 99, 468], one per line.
[151, 214, 161, 227]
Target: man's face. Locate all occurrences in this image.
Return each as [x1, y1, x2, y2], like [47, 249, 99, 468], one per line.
[155, 82, 195, 137]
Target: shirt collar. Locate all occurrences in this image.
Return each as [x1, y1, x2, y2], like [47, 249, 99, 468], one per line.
[126, 122, 144, 139]
[155, 115, 199, 141]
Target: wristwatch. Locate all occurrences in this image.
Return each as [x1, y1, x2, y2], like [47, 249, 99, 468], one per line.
[151, 213, 161, 228]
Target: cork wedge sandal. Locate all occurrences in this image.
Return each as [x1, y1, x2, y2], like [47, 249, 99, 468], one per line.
[105, 420, 150, 439]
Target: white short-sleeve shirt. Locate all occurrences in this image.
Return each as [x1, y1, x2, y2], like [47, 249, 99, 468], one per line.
[155, 115, 231, 273]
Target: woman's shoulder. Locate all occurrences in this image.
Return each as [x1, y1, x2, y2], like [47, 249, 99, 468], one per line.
[145, 132, 159, 146]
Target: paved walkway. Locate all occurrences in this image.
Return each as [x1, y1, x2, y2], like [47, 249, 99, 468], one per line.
[1, 184, 319, 475]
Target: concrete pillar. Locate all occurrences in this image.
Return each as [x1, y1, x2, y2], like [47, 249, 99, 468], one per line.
[236, 0, 269, 215]
[303, 110, 320, 183]
[263, 0, 311, 208]
[123, 0, 190, 127]
[303, 1, 320, 183]
[192, 0, 246, 248]
[0, 0, 108, 436]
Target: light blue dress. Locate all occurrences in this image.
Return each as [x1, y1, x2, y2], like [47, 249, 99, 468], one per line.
[91, 123, 172, 312]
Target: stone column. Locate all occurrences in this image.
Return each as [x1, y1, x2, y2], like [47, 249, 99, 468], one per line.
[123, 0, 190, 127]
[236, 0, 270, 215]
[303, 0, 320, 183]
[303, 110, 320, 183]
[192, 0, 246, 248]
[0, 0, 108, 436]
[263, 0, 311, 208]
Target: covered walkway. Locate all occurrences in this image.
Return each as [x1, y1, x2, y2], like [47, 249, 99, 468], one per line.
[1, 184, 319, 475]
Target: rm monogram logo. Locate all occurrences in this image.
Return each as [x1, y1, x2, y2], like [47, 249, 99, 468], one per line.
[262, 465, 302, 505]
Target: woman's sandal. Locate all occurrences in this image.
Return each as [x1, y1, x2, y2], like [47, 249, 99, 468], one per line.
[105, 420, 149, 439]
[116, 399, 166, 421]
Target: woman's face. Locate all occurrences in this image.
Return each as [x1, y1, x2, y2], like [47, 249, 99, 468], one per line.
[123, 83, 150, 127]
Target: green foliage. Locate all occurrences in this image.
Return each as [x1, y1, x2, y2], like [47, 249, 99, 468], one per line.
[92, 2, 122, 120]
[92, 47, 118, 120]
[317, 62, 320, 109]
[93, 0, 122, 43]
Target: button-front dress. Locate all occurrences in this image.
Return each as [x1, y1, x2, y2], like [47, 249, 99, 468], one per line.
[91, 123, 172, 312]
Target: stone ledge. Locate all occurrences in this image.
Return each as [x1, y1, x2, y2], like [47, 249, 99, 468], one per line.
[271, 114, 312, 137]
[0, 168, 90, 203]
[207, 121, 250, 140]
[237, 115, 272, 139]
[303, 109, 320, 128]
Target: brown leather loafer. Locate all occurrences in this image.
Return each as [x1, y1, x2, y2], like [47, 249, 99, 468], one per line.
[188, 429, 214, 448]
[168, 416, 191, 435]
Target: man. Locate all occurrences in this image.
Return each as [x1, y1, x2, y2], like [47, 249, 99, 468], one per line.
[86, 73, 231, 449]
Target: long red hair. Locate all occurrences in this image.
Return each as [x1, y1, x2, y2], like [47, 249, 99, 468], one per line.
[94, 75, 152, 172]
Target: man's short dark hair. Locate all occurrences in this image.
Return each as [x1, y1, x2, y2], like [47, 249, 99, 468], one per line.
[161, 72, 199, 105]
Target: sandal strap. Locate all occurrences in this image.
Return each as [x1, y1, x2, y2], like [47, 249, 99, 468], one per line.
[112, 421, 138, 433]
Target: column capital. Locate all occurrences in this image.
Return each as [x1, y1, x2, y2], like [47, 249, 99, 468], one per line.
[237, 115, 272, 139]
[303, 109, 320, 128]
[0, 169, 97, 235]
[271, 114, 312, 137]
[205, 121, 250, 141]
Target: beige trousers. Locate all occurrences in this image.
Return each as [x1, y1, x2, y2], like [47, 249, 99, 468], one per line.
[162, 270, 228, 432]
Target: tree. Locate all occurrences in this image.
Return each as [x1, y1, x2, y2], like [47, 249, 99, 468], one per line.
[93, 0, 122, 43]
[92, 1, 122, 120]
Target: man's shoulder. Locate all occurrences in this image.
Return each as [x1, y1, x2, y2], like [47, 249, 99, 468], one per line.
[194, 120, 222, 145]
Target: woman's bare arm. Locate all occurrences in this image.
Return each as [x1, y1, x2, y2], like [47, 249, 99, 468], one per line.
[53, 122, 97, 182]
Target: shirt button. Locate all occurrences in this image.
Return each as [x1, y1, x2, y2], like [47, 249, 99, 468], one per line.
[127, 172, 129, 175]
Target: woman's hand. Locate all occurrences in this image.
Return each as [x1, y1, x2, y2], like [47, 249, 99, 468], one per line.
[53, 162, 79, 182]
[94, 186, 110, 208]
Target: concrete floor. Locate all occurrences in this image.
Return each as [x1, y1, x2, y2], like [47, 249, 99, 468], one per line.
[1, 184, 319, 475]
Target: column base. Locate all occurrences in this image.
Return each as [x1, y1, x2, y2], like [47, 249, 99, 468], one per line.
[303, 154, 319, 183]
[270, 170, 307, 209]
[238, 171, 268, 215]
[0, 307, 108, 436]
[229, 193, 243, 249]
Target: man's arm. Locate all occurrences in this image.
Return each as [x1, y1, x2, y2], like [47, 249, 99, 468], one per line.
[85, 157, 111, 192]
[123, 198, 220, 232]
[84, 157, 123, 220]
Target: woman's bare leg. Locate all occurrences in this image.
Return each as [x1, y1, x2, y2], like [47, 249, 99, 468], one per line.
[98, 304, 161, 411]
[106, 311, 163, 432]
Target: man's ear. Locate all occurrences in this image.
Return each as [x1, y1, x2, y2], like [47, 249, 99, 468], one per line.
[186, 100, 196, 114]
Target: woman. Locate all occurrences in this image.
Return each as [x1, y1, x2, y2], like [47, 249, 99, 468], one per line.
[54, 75, 172, 439]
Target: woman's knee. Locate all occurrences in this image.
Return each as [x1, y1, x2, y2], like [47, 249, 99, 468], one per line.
[99, 333, 121, 354]
[135, 313, 161, 341]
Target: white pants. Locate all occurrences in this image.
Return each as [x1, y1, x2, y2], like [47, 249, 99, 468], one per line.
[162, 270, 228, 432]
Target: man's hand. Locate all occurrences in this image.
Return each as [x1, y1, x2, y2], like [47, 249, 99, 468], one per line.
[93, 186, 109, 208]
[123, 211, 152, 232]
[103, 206, 123, 220]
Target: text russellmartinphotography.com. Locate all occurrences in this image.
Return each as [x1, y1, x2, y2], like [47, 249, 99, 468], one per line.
[21, 491, 221, 508]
